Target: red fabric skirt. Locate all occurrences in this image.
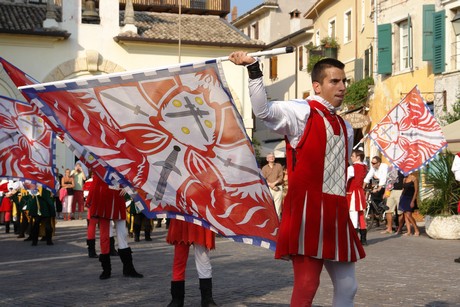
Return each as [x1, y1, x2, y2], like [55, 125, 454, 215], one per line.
[87, 176, 126, 220]
[346, 187, 366, 212]
[275, 191, 365, 262]
[0, 197, 12, 212]
[166, 219, 215, 250]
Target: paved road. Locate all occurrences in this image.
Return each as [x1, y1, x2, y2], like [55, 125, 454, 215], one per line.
[0, 219, 459, 306]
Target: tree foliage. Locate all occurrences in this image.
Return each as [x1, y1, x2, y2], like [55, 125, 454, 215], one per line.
[343, 77, 374, 109]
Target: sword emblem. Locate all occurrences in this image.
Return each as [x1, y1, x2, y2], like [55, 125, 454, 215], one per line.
[216, 155, 260, 177]
[152, 145, 182, 201]
[100, 92, 150, 117]
[165, 96, 210, 141]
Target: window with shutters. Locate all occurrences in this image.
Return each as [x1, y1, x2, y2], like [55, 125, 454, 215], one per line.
[251, 22, 259, 40]
[364, 47, 373, 77]
[399, 20, 411, 70]
[433, 10, 445, 74]
[328, 19, 336, 38]
[299, 46, 305, 71]
[344, 10, 352, 43]
[377, 23, 392, 74]
[422, 5, 435, 61]
[270, 56, 278, 80]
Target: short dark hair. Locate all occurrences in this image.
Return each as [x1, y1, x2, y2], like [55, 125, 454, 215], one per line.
[311, 58, 345, 83]
[372, 156, 381, 163]
[352, 149, 365, 161]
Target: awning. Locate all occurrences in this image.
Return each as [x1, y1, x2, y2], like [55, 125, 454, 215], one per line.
[260, 140, 286, 158]
[442, 119, 460, 154]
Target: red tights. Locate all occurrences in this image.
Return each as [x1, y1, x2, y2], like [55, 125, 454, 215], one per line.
[172, 244, 191, 281]
[291, 255, 324, 307]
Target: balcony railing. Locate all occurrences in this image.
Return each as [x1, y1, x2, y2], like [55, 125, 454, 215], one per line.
[117, 0, 231, 17]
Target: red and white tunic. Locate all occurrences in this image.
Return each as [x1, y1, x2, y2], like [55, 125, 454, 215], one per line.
[86, 175, 126, 220]
[347, 162, 368, 212]
[249, 77, 365, 262]
[166, 219, 215, 250]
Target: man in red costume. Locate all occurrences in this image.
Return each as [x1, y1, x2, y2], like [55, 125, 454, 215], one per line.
[166, 218, 217, 307]
[229, 52, 365, 306]
[346, 149, 368, 245]
[86, 174, 143, 279]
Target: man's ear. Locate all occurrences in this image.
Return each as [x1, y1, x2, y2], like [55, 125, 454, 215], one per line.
[312, 81, 321, 95]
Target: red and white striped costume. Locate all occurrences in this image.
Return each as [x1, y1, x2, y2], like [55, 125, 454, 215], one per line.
[347, 162, 368, 212]
[274, 100, 365, 262]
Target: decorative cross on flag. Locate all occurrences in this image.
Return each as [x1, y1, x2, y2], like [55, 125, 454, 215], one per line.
[19, 60, 279, 249]
[0, 95, 57, 192]
[368, 86, 447, 175]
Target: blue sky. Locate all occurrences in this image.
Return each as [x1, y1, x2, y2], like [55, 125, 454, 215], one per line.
[231, 0, 264, 17]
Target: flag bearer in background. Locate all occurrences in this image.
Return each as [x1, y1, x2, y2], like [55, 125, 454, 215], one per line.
[86, 174, 143, 280]
[229, 51, 365, 307]
[166, 218, 218, 307]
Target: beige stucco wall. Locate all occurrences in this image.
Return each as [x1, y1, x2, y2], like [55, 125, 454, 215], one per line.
[0, 1, 259, 171]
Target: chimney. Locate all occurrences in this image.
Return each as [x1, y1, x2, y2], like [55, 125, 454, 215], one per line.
[122, 0, 138, 33]
[289, 9, 301, 33]
[82, 0, 100, 24]
[43, 0, 59, 29]
[231, 6, 238, 22]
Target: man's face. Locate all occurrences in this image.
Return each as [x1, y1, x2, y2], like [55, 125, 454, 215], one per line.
[266, 154, 275, 163]
[351, 153, 358, 163]
[371, 159, 380, 170]
[313, 67, 347, 108]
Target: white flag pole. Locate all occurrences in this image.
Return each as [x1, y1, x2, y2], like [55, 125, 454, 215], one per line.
[217, 46, 295, 62]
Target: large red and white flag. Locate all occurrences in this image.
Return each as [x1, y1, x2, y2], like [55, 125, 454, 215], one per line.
[19, 60, 279, 249]
[368, 86, 447, 175]
[0, 95, 57, 192]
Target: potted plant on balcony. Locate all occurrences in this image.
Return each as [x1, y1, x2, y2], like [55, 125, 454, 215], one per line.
[419, 151, 460, 239]
[320, 36, 340, 59]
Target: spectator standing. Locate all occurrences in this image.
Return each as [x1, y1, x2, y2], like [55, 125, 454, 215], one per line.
[363, 156, 388, 227]
[346, 150, 368, 245]
[71, 163, 87, 220]
[383, 168, 405, 234]
[60, 169, 75, 221]
[54, 168, 63, 219]
[398, 173, 420, 236]
[229, 53, 365, 306]
[261, 152, 284, 219]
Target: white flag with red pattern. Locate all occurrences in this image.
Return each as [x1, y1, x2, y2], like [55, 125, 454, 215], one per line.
[19, 60, 279, 249]
[368, 86, 447, 175]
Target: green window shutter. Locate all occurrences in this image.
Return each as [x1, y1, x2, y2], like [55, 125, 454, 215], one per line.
[377, 23, 392, 75]
[433, 10, 445, 74]
[422, 4, 435, 61]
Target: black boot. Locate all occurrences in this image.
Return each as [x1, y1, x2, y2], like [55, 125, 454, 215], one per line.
[5, 222, 10, 234]
[45, 227, 53, 245]
[200, 278, 218, 307]
[87, 239, 98, 258]
[99, 254, 111, 280]
[118, 247, 143, 278]
[145, 226, 152, 241]
[359, 229, 368, 246]
[167, 280, 185, 307]
[109, 237, 118, 256]
[155, 218, 162, 228]
[133, 224, 141, 242]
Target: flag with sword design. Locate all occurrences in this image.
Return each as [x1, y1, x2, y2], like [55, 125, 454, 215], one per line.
[18, 59, 279, 249]
[0, 95, 57, 192]
[368, 85, 447, 175]
[0, 58, 142, 202]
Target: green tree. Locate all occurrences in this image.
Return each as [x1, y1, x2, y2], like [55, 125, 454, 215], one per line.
[419, 151, 460, 216]
[342, 77, 374, 109]
[442, 98, 460, 124]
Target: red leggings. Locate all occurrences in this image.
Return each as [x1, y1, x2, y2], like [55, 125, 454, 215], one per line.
[358, 211, 366, 230]
[172, 244, 191, 281]
[291, 255, 324, 307]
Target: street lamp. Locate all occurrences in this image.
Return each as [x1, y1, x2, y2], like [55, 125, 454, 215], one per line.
[452, 11, 460, 36]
